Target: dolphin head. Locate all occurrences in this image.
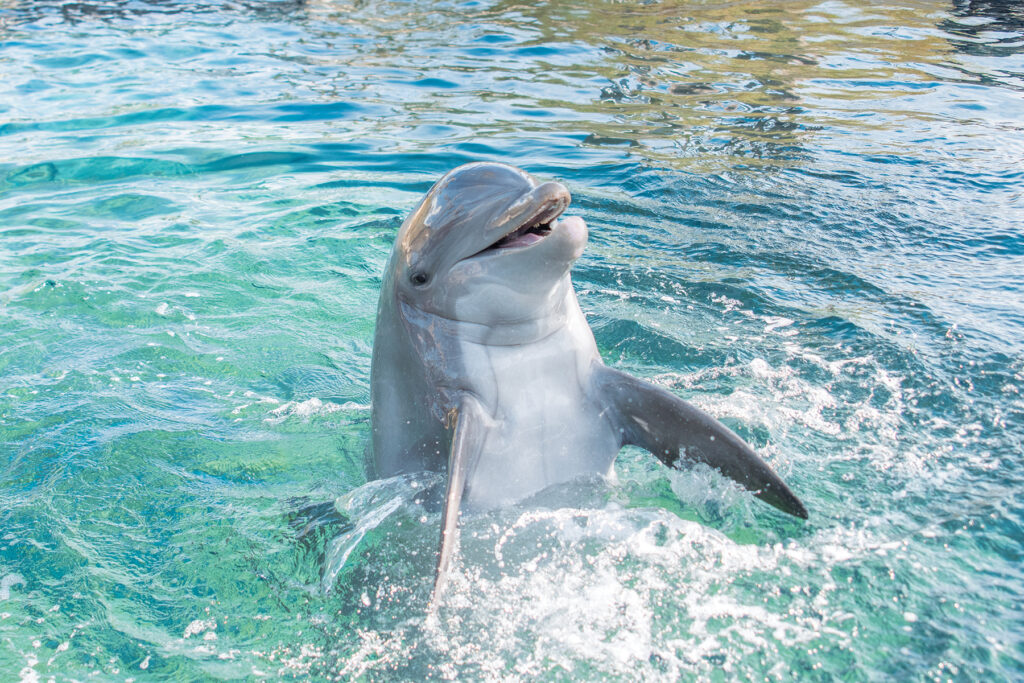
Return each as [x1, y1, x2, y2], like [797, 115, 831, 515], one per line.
[388, 162, 588, 326]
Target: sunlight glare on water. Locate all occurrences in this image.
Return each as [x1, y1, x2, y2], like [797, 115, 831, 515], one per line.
[1, 0, 1023, 679]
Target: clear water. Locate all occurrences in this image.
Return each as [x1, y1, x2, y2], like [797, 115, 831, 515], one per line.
[1, 0, 1022, 679]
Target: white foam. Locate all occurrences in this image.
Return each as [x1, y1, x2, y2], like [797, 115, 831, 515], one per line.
[330, 504, 873, 679]
[263, 398, 366, 424]
[183, 618, 216, 639]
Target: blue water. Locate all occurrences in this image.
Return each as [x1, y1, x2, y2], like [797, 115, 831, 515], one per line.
[1, 0, 1023, 679]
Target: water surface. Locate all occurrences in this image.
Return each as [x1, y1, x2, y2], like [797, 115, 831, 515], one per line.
[1, 0, 1023, 679]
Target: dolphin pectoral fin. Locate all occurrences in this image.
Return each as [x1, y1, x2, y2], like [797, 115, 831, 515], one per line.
[595, 366, 807, 519]
[430, 395, 487, 611]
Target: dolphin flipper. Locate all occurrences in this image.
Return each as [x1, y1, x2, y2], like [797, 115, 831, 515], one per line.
[595, 366, 807, 519]
[431, 395, 487, 610]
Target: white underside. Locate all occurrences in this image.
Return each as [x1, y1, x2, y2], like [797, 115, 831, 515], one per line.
[457, 305, 619, 508]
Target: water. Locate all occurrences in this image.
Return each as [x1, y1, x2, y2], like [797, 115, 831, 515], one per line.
[1, 0, 1022, 679]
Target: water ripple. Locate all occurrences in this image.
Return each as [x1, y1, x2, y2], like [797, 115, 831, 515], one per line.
[1, 0, 1023, 679]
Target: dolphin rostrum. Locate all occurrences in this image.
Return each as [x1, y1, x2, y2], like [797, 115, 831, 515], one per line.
[369, 162, 807, 606]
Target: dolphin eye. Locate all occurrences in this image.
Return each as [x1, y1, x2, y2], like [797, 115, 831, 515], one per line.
[410, 271, 430, 287]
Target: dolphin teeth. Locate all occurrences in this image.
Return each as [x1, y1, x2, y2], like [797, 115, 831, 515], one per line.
[478, 198, 564, 254]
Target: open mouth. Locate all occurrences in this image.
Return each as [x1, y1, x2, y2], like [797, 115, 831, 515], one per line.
[482, 197, 567, 253]
[490, 220, 552, 250]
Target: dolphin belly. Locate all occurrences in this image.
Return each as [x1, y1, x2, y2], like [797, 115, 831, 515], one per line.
[462, 380, 617, 509]
[454, 312, 617, 507]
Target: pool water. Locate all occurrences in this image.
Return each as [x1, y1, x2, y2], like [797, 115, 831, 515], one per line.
[1, 0, 1022, 679]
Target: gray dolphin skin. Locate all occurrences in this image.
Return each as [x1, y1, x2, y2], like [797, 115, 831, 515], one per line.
[369, 162, 807, 606]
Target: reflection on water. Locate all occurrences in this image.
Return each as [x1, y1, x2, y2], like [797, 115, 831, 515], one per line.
[945, 0, 1024, 58]
[1, 0, 1023, 679]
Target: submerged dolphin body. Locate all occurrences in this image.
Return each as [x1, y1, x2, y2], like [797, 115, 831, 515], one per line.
[370, 163, 806, 604]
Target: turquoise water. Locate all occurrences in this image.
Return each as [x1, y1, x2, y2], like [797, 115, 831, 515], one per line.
[2, 0, 1023, 679]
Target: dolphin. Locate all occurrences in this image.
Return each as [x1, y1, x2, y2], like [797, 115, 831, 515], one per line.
[369, 162, 806, 605]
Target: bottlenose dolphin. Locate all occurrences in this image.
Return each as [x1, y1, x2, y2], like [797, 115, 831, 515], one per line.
[370, 162, 806, 605]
